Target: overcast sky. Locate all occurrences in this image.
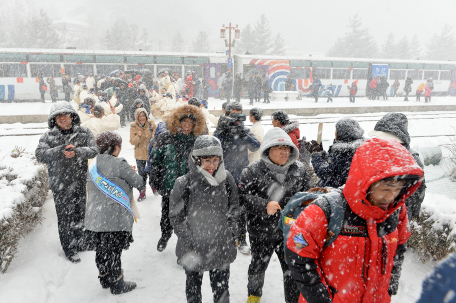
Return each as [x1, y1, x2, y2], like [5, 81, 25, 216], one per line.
[10, 0, 456, 54]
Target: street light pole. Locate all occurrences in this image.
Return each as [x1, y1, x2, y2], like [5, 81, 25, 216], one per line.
[220, 23, 239, 59]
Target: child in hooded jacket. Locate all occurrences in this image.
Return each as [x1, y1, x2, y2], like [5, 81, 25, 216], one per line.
[424, 84, 432, 103]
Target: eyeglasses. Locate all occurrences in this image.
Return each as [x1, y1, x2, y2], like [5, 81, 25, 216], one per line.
[201, 158, 220, 166]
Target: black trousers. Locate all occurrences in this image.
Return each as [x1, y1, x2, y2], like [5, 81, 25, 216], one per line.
[40, 91, 45, 102]
[95, 232, 124, 280]
[53, 189, 86, 257]
[234, 90, 241, 102]
[248, 237, 300, 303]
[405, 91, 410, 100]
[349, 95, 355, 102]
[264, 93, 270, 103]
[161, 195, 173, 237]
[327, 96, 333, 102]
[255, 90, 261, 102]
[416, 93, 421, 101]
[119, 106, 127, 126]
[64, 92, 71, 102]
[185, 267, 230, 303]
[225, 90, 231, 103]
[136, 160, 147, 189]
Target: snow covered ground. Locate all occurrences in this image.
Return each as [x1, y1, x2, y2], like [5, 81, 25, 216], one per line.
[1, 101, 455, 302]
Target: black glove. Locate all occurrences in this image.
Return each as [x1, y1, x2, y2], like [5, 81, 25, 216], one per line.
[308, 140, 324, 154]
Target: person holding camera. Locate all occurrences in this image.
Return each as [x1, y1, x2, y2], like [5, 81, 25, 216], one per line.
[214, 102, 260, 254]
[35, 102, 99, 263]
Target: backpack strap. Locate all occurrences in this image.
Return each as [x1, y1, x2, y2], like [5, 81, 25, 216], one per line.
[323, 191, 345, 248]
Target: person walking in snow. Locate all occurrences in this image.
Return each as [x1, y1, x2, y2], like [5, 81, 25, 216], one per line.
[416, 82, 425, 102]
[262, 76, 271, 103]
[248, 108, 265, 164]
[85, 131, 143, 295]
[214, 102, 261, 255]
[325, 84, 334, 103]
[148, 105, 206, 252]
[62, 74, 72, 102]
[35, 102, 99, 263]
[348, 81, 357, 103]
[310, 118, 365, 188]
[404, 76, 413, 101]
[129, 107, 156, 202]
[424, 83, 432, 103]
[369, 112, 426, 220]
[393, 79, 400, 97]
[170, 136, 240, 303]
[47, 75, 58, 102]
[425, 78, 434, 102]
[82, 104, 121, 138]
[233, 73, 243, 102]
[248, 73, 257, 105]
[286, 138, 424, 303]
[39, 75, 47, 103]
[271, 110, 300, 150]
[239, 127, 313, 303]
[311, 75, 322, 102]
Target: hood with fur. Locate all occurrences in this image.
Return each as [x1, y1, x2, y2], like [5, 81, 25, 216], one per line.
[166, 104, 206, 136]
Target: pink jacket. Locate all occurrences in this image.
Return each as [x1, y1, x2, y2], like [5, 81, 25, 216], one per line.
[424, 85, 431, 97]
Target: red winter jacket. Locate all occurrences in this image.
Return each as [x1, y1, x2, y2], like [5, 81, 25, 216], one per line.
[369, 78, 377, 89]
[185, 75, 194, 98]
[282, 121, 300, 150]
[286, 138, 424, 303]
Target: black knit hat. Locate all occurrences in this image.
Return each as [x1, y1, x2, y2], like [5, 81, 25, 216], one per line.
[271, 110, 289, 125]
[335, 118, 364, 142]
[373, 113, 410, 146]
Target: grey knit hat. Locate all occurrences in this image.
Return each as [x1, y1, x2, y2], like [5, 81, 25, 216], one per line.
[371, 113, 410, 146]
[192, 135, 223, 158]
[335, 118, 364, 142]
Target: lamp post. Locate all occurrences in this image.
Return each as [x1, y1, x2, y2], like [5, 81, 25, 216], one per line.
[220, 23, 240, 59]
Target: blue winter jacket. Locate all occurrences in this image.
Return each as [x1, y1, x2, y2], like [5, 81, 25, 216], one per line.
[416, 252, 456, 303]
[214, 126, 260, 183]
[145, 121, 168, 174]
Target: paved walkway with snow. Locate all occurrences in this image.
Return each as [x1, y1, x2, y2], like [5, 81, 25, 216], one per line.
[0, 114, 447, 303]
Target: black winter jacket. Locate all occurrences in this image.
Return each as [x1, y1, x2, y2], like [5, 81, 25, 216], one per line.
[311, 139, 364, 188]
[170, 158, 239, 272]
[238, 159, 312, 241]
[35, 103, 99, 194]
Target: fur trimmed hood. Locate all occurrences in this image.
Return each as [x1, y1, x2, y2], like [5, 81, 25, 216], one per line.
[166, 104, 206, 136]
[282, 121, 299, 134]
[329, 138, 365, 154]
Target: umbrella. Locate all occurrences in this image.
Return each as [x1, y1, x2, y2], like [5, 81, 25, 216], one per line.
[157, 68, 171, 74]
[139, 69, 153, 76]
[109, 69, 122, 77]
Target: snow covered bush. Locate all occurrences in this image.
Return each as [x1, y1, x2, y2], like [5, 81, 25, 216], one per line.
[0, 147, 48, 273]
[408, 193, 456, 262]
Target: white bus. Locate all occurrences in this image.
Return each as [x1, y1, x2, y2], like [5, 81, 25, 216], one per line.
[233, 54, 456, 97]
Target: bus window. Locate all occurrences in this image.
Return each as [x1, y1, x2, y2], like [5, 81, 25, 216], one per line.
[289, 68, 309, 79]
[314, 68, 330, 79]
[424, 71, 438, 80]
[94, 65, 123, 77]
[1, 63, 27, 77]
[157, 65, 182, 76]
[332, 69, 350, 79]
[407, 70, 423, 80]
[389, 70, 406, 80]
[31, 64, 61, 78]
[440, 71, 451, 80]
[352, 69, 368, 79]
[210, 66, 216, 78]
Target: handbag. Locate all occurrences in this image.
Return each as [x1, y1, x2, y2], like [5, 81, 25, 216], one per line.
[42, 85, 48, 91]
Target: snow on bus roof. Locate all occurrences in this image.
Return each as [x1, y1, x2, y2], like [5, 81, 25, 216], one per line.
[0, 48, 226, 58]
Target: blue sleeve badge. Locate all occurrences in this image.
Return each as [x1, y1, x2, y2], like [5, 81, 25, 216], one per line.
[293, 233, 309, 249]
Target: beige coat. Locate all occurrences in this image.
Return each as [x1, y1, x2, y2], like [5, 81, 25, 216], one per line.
[86, 76, 96, 89]
[129, 108, 156, 160]
[248, 121, 265, 163]
[77, 108, 91, 124]
[82, 114, 120, 138]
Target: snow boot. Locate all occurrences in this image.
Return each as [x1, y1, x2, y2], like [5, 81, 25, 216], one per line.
[247, 295, 261, 303]
[236, 236, 251, 255]
[137, 189, 146, 202]
[110, 274, 136, 295]
[157, 234, 171, 252]
[151, 186, 159, 196]
[66, 253, 81, 264]
[98, 272, 111, 289]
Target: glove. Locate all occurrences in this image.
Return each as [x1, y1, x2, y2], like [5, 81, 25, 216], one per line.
[308, 140, 324, 154]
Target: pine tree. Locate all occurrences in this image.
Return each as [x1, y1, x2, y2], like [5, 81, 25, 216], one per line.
[409, 34, 422, 60]
[192, 31, 211, 53]
[327, 14, 378, 58]
[426, 24, 456, 61]
[252, 14, 273, 55]
[235, 23, 255, 55]
[381, 32, 397, 59]
[270, 33, 286, 55]
[396, 36, 411, 59]
[171, 32, 186, 52]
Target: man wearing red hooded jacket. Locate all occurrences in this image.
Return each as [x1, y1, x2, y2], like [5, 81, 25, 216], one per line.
[285, 138, 424, 303]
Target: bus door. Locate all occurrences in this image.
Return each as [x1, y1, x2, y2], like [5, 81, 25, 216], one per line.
[204, 63, 221, 97]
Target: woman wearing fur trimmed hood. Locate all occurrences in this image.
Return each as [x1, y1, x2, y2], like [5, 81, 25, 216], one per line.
[311, 118, 365, 188]
[148, 104, 206, 252]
